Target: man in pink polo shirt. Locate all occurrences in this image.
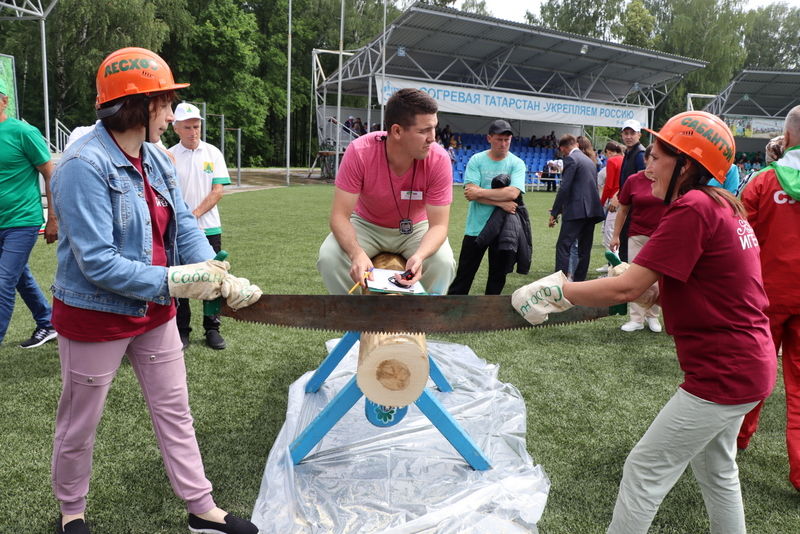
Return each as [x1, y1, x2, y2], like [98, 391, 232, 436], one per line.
[317, 88, 456, 294]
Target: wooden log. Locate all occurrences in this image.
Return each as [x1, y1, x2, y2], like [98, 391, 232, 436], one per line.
[357, 332, 428, 407]
[356, 252, 428, 407]
[371, 252, 406, 272]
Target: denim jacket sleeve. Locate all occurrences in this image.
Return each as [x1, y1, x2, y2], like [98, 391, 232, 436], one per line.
[145, 145, 216, 265]
[53, 155, 172, 302]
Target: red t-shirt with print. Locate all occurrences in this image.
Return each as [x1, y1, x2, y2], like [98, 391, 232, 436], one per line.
[741, 166, 800, 313]
[634, 189, 775, 404]
[52, 148, 175, 341]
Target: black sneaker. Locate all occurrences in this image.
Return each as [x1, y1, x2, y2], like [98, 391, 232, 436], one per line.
[20, 327, 57, 349]
[205, 330, 226, 350]
[188, 513, 257, 534]
[56, 517, 91, 534]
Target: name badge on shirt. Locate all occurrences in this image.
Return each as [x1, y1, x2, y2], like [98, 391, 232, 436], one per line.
[401, 190, 423, 200]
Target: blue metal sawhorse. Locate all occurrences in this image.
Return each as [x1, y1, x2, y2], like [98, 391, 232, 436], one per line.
[289, 331, 491, 470]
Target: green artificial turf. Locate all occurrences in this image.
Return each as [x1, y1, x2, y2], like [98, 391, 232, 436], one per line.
[0, 184, 796, 533]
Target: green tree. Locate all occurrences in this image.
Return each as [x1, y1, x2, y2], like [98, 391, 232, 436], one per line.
[742, 2, 800, 69]
[644, 0, 746, 125]
[526, 0, 624, 39]
[0, 0, 192, 130]
[461, 0, 492, 17]
[614, 0, 656, 49]
[249, 0, 401, 165]
[419, 0, 457, 7]
[161, 0, 269, 165]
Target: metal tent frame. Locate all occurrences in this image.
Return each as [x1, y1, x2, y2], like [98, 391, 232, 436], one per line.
[0, 0, 59, 144]
[313, 1, 706, 166]
[705, 69, 800, 119]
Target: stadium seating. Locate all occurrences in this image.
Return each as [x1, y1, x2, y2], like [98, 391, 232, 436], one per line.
[449, 133, 559, 187]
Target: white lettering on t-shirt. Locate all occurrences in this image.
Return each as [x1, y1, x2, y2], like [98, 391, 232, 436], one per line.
[736, 218, 759, 250]
[155, 192, 169, 208]
[773, 190, 797, 204]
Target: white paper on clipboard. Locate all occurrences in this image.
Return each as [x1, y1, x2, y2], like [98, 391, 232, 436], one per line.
[366, 268, 426, 294]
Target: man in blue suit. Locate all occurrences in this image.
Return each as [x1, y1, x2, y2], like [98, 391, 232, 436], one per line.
[548, 134, 605, 281]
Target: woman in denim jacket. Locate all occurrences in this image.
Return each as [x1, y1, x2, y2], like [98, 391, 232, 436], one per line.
[50, 48, 260, 534]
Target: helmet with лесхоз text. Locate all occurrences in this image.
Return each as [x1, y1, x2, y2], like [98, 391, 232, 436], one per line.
[95, 47, 189, 108]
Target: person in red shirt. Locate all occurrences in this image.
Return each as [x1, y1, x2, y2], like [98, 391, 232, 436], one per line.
[609, 144, 669, 333]
[597, 141, 624, 267]
[737, 106, 800, 491]
[511, 111, 775, 533]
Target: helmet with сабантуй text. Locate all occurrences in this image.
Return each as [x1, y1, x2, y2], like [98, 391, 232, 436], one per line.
[644, 111, 735, 183]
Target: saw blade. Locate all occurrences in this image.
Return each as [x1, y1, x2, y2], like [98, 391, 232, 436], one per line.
[221, 294, 620, 333]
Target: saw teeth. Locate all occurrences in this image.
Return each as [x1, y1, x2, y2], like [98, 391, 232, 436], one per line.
[226, 320, 598, 334]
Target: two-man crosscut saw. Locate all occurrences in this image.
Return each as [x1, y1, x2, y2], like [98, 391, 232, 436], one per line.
[221, 295, 626, 333]
[221, 252, 627, 333]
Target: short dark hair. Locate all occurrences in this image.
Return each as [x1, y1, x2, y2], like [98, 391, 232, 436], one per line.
[604, 141, 624, 154]
[558, 134, 577, 148]
[384, 88, 437, 130]
[100, 91, 175, 132]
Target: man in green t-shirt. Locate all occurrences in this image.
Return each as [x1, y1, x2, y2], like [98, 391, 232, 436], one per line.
[0, 78, 58, 348]
[448, 119, 527, 295]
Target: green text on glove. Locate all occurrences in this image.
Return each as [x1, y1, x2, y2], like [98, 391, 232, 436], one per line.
[518, 285, 564, 315]
[170, 271, 225, 284]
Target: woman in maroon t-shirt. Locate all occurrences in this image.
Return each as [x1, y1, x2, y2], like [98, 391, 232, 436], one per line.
[512, 111, 775, 533]
[610, 144, 669, 333]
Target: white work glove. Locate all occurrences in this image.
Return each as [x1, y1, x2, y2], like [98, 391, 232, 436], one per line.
[608, 261, 630, 278]
[167, 260, 229, 300]
[511, 271, 573, 325]
[221, 274, 263, 310]
[608, 262, 660, 308]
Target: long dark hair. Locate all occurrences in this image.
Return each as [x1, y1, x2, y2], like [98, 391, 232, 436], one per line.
[577, 136, 597, 164]
[656, 139, 746, 217]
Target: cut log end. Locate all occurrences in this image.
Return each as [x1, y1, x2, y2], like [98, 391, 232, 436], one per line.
[357, 331, 428, 407]
[376, 358, 411, 391]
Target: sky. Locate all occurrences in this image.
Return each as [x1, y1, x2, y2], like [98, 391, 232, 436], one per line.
[454, 0, 782, 25]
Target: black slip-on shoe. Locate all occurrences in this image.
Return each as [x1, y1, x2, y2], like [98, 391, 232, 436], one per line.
[205, 330, 226, 350]
[56, 517, 91, 534]
[188, 513, 258, 534]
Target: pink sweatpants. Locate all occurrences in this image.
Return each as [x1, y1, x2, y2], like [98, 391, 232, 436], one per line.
[51, 319, 216, 515]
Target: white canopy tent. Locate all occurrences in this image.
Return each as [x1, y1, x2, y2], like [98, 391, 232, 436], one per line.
[312, 1, 707, 173]
[705, 69, 800, 152]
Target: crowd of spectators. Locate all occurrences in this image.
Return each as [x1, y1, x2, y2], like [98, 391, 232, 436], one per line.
[344, 115, 368, 136]
[735, 151, 766, 174]
[528, 131, 558, 149]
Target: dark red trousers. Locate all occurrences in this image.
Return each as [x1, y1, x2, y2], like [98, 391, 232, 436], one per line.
[738, 312, 800, 489]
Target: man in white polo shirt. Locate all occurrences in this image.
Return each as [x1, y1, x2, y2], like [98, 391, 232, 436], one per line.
[169, 103, 231, 350]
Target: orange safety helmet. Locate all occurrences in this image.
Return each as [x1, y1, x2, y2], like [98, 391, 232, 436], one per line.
[95, 47, 189, 108]
[644, 111, 735, 183]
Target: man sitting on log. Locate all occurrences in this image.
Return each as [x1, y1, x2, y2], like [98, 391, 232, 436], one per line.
[317, 88, 456, 294]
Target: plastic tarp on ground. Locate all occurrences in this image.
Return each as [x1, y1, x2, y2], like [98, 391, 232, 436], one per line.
[251, 339, 550, 533]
